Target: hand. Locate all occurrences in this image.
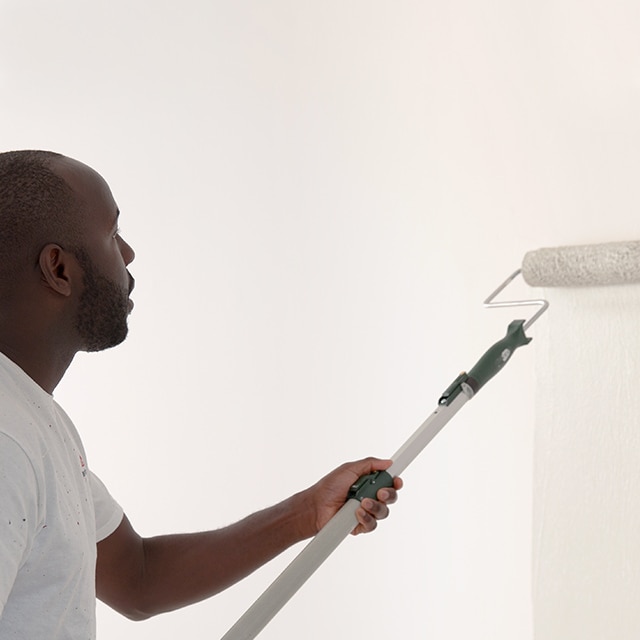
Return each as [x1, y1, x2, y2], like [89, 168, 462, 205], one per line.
[309, 457, 403, 536]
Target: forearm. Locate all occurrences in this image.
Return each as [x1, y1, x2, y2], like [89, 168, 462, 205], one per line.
[96, 457, 399, 621]
[132, 489, 315, 619]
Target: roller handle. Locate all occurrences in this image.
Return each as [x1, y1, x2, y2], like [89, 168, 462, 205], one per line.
[465, 319, 531, 394]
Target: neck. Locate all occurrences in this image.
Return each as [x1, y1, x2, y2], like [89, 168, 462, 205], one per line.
[0, 339, 76, 395]
[0, 304, 78, 394]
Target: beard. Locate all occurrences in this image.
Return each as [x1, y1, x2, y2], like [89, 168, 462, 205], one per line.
[74, 249, 131, 352]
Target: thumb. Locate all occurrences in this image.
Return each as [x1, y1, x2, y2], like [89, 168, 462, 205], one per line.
[348, 457, 393, 477]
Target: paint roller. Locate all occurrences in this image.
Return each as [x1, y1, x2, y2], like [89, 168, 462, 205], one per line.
[222, 240, 640, 640]
[522, 240, 640, 287]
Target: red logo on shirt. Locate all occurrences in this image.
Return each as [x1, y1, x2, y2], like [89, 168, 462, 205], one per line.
[79, 454, 87, 477]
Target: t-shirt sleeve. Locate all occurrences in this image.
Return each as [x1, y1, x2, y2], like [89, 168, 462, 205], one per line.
[0, 433, 39, 614]
[89, 471, 124, 542]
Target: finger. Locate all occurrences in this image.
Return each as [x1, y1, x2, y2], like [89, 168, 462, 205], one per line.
[375, 488, 397, 505]
[361, 498, 390, 521]
[375, 476, 403, 504]
[344, 457, 393, 480]
[353, 506, 377, 535]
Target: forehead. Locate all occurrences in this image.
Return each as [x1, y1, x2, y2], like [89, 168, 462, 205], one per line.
[51, 156, 118, 229]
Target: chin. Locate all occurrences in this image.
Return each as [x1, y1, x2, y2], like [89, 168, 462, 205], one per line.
[80, 325, 130, 353]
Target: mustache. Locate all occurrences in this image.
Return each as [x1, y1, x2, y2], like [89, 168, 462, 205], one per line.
[128, 273, 135, 295]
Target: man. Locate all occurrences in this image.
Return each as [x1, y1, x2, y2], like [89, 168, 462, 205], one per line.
[0, 150, 401, 638]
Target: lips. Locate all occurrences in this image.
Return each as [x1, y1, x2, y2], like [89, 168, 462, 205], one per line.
[127, 273, 135, 312]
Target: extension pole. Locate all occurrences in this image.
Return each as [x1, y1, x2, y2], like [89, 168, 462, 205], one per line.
[222, 319, 534, 640]
[221, 392, 469, 640]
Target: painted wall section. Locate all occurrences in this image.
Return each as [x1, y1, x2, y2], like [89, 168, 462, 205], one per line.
[533, 285, 640, 640]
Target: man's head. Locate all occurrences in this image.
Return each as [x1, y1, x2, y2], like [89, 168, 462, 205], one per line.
[0, 150, 80, 286]
[0, 150, 135, 353]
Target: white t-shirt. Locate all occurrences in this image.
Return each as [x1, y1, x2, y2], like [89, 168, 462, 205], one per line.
[0, 352, 123, 639]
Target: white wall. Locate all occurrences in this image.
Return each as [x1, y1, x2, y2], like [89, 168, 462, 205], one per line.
[0, 2, 638, 638]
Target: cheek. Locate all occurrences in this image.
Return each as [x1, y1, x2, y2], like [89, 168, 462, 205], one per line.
[94, 244, 129, 283]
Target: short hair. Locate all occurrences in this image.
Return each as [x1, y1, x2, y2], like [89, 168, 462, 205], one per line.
[0, 150, 81, 293]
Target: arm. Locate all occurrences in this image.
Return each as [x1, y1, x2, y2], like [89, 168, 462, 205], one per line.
[96, 457, 401, 620]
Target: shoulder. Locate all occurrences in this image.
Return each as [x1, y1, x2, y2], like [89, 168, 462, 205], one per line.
[0, 431, 40, 508]
[0, 358, 51, 452]
[0, 389, 52, 476]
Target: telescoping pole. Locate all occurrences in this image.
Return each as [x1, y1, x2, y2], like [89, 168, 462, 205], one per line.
[222, 313, 539, 640]
[222, 387, 470, 640]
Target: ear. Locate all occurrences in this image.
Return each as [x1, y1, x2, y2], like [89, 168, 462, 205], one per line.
[38, 244, 75, 297]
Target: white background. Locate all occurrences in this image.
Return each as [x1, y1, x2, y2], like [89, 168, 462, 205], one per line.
[0, 2, 638, 639]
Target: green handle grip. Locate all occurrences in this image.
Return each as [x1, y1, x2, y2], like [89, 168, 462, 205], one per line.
[466, 319, 531, 394]
[347, 470, 394, 502]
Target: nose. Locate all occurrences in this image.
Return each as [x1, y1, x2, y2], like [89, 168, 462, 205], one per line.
[117, 235, 136, 265]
